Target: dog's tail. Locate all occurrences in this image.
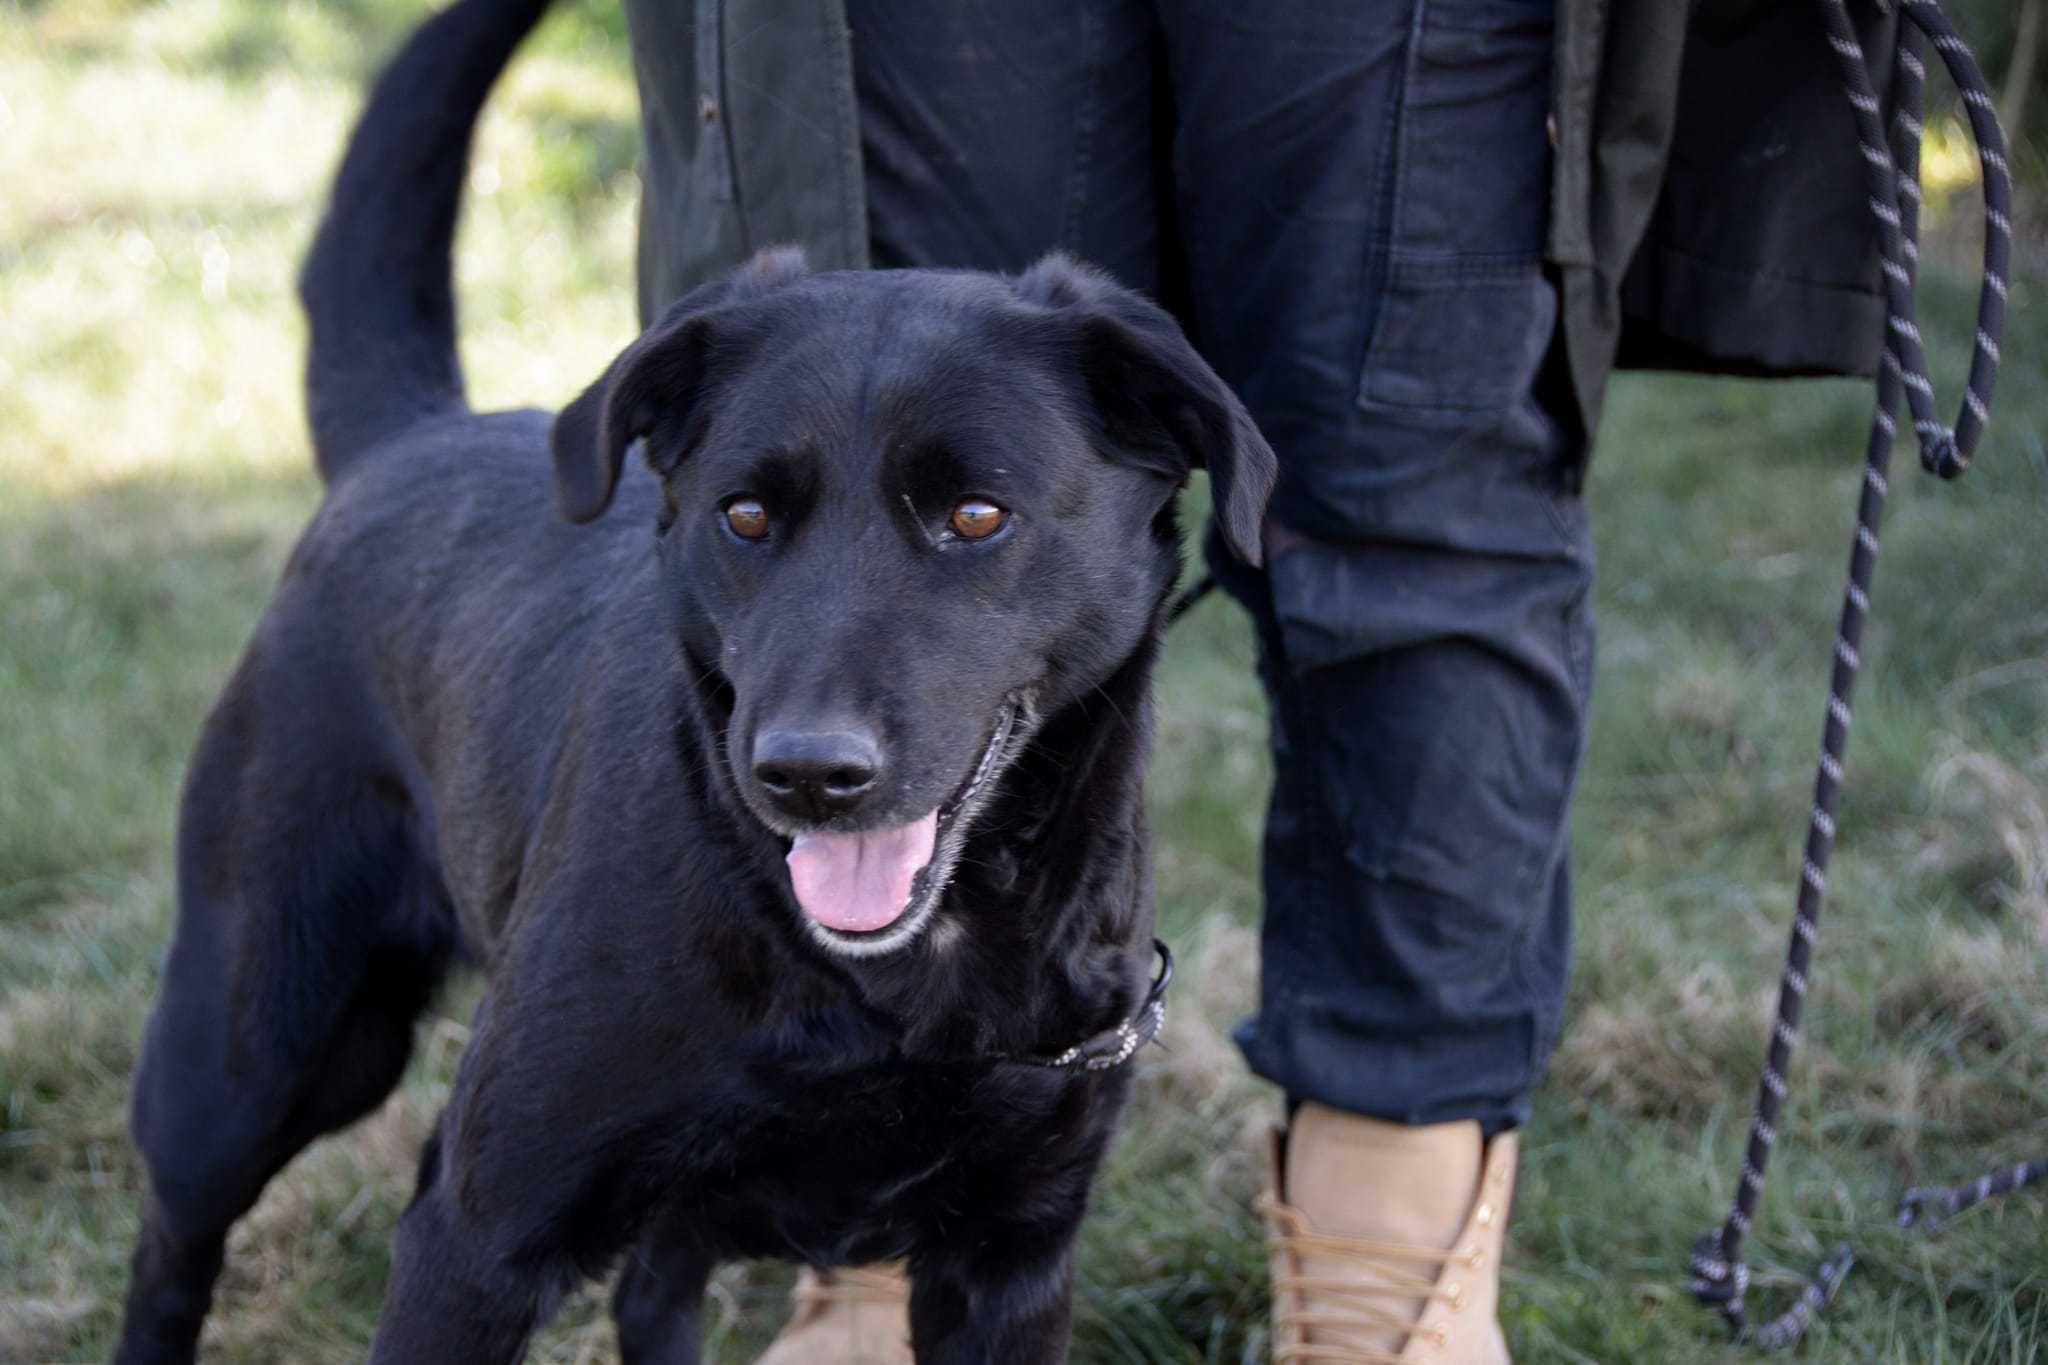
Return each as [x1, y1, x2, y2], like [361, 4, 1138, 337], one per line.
[299, 0, 554, 481]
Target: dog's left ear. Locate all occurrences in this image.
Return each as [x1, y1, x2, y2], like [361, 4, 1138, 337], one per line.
[1013, 253, 1277, 566]
[551, 247, 809, 524]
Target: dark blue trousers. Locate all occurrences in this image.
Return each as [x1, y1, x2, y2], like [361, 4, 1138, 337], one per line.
[840, 0, 1590, 1131]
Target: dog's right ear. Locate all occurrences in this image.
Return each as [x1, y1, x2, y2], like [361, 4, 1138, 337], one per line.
[551, 247, 808, 524]
[1011, 253, 1277, 567]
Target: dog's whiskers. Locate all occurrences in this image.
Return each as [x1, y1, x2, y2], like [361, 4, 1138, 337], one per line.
[903, 493, 939, 548]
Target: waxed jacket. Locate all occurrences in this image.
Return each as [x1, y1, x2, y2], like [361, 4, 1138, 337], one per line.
[624, 0, 1904, 445]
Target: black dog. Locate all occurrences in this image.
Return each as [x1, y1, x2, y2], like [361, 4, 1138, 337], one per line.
[113, 0, 1273, 1360]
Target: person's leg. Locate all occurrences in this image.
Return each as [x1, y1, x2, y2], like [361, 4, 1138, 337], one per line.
[846, 0, 1163, 288]
[1159, 0, 1585, 1356]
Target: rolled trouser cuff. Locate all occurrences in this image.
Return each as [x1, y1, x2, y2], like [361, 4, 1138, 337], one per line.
[1235, 856, 1572, 1131]
[1210, 488, 1589, 1131]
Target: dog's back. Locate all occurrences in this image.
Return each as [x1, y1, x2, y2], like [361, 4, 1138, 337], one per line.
[278, 0, 665, 953]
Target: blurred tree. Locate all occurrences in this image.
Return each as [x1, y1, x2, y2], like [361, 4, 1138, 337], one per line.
[2003, 0, 2041, 146]
[1944, 0, 2042, 155]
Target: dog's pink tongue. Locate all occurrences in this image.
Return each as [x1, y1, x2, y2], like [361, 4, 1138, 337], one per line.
[785, 812, 938, 932]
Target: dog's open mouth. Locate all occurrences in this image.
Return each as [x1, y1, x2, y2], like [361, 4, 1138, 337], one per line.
[785, 697, 1024, 952]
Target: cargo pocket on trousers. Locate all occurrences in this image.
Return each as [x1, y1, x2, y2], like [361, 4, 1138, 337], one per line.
[1357, 256, 1554, 418]
[1356, 0, 1556, 419]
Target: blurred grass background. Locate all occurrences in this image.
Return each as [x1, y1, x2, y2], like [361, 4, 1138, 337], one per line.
[1, 0, 2043, 1360]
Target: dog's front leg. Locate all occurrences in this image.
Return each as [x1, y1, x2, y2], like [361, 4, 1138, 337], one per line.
[610, 1224, 714, 1365]
[366, 1124, 555, 1365]
[366, 957, 687, 1363]
[908, 1241, 1078, 1364]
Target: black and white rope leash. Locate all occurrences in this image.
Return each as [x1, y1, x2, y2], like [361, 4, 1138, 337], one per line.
[1686, 0, 2039, 1348]
[1897, 1156, 2044, 1231]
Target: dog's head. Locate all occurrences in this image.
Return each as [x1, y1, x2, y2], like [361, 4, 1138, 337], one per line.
[552, 249, 1275, 958]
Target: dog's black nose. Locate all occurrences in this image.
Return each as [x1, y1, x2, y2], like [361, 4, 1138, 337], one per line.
[752, 728, 882, 820]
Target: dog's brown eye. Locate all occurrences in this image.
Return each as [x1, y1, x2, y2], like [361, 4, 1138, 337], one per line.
[724, 498, 770, 541]
[947, 500, 1007, 541]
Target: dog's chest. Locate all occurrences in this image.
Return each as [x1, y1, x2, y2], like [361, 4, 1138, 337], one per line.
[685, 1059, 1109, 1263]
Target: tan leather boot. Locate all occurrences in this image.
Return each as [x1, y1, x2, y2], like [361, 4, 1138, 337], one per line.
[755, 1263, 915, 1365]
[1257, 1104, 1516, 1364]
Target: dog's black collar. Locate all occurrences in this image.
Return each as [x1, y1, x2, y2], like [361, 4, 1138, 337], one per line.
[1008, 939, 1173, 1072]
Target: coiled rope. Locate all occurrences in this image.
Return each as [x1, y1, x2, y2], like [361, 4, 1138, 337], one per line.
[1685, 0, 2035, 1348]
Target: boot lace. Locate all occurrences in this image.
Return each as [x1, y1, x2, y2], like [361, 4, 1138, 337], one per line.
[1257, 1194, 1477, 1364]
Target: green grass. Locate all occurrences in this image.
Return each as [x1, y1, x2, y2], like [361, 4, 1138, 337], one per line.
[2, 3, 2044, 1360]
